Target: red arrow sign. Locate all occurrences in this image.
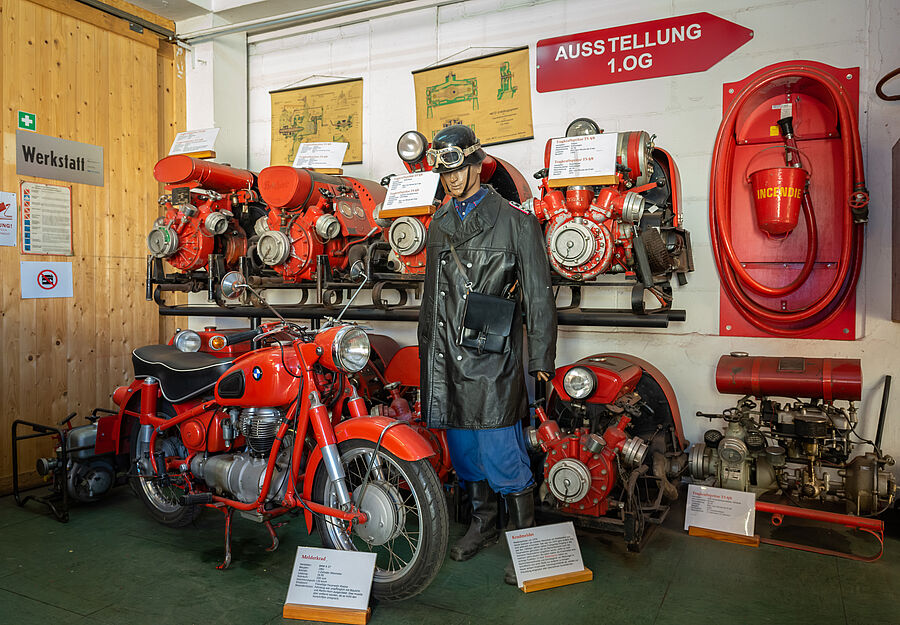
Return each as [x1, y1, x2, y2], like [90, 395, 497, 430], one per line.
[536, 13, 753, 92]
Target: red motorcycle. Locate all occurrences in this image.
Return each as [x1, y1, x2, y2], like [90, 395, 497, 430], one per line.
[35, 266, 449, 601]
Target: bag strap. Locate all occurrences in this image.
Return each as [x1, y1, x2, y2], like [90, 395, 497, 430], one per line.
[449, 244, 474, 292]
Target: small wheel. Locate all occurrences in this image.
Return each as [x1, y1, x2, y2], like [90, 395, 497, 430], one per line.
[313, 439, 449, 601]
[129, 418, 200, 527]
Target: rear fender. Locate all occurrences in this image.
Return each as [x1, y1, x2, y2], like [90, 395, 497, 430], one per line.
[301, 416, 436, 531]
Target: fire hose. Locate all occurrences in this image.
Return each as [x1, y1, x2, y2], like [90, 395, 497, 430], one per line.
[709, 63, 869, 336]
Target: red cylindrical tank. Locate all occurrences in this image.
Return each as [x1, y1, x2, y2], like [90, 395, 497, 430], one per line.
[715, 354, 862, 402]
[154, 155, 255, 192]
[258, 166, 343, 209]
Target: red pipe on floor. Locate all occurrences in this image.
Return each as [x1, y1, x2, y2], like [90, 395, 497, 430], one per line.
[755, 501, 884, 532]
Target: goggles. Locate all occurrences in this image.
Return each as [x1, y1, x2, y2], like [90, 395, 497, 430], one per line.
[425, 142, 481, 169]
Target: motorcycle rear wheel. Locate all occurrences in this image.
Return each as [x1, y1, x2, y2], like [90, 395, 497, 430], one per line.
[312, 439, 449, 601]
[129, 419, 200, 527]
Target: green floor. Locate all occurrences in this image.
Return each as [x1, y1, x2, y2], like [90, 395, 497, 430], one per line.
[1, 488, 897, 625]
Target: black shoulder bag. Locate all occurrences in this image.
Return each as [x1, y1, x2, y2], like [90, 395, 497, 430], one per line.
[450, 244, 517, 355]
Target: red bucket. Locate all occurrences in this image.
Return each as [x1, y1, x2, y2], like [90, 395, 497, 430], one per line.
[748, 166, 808, 236]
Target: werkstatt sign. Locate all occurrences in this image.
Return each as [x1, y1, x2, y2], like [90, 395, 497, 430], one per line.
[536, 13, 753, 92]
[16, 129, 104, 187]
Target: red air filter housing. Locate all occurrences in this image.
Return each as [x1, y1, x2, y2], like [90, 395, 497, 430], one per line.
[715, 354, 862, 402]
[154, 155, 255, 193]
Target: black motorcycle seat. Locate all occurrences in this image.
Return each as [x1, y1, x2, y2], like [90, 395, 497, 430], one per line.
[132, 345, 234, 403]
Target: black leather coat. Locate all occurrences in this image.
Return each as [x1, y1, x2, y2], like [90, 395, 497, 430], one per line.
[418, 187, 557, 429]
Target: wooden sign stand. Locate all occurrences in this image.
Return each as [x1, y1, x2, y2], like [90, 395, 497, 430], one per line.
[688, 525, 760, 548]
[547, 174, 618, 188]
[521, 567, 593, 593]
[283, 603, 371, 624]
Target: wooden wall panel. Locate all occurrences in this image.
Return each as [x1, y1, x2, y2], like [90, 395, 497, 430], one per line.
[0, 0, 184, 493]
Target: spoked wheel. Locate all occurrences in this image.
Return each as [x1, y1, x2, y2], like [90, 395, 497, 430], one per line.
[129, 419, 200, 527]
[312, 439, 449, 601]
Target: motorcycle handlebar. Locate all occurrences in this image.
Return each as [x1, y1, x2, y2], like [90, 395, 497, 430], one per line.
[223, 327, 264, 346]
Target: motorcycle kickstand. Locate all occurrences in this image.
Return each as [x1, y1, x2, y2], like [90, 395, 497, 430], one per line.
[218, 507, 234, 570]
[263, 519, 281, 553]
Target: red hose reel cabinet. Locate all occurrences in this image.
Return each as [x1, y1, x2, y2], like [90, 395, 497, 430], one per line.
[709, 61, 868, 340]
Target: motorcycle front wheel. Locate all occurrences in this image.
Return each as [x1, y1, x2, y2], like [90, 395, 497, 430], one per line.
[312, 439, 449, 601]
[129, 418, 200, 527]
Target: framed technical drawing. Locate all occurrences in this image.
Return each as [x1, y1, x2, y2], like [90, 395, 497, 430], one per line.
[270, 78, 363, 165]
[413, 47, 533, 146]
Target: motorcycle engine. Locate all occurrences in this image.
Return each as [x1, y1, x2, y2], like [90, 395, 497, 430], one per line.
[189, 407, 291, 504]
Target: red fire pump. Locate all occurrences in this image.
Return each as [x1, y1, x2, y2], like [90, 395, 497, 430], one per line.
[529, 353, 688, 550]
[255, 166, 386, 282]
[525, 119, 692, 296]
[377, 130, 532, 274]
[148, 155, 261, 272]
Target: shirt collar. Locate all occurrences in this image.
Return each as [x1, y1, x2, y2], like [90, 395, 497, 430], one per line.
[453, 186, 489, 219]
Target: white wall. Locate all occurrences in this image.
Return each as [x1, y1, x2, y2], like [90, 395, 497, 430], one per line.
[187, 0, 900, 476]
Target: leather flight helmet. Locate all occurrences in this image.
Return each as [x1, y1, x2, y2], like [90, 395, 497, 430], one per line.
[428, 124, 486, 173]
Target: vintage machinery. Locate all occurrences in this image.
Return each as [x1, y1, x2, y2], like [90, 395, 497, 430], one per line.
[529, 353, 688, 550]
[690, 354, 895, 516]
[254, 166, 386, 282]
[379, 130, 533, 275]
[525, 119, 693, 307]
[148, 155, 264, 274]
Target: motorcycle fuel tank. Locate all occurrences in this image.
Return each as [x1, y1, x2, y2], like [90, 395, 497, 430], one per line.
[215, 347, 302, 407]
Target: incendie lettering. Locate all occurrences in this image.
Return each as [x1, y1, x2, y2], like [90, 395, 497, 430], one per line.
[757, 186, 803, 199]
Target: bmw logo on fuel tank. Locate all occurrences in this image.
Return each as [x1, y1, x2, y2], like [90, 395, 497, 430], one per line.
[252, 366, 263, 381]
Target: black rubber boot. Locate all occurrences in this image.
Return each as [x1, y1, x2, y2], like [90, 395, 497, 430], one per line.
[503, 487, 535, 585]
[449, 480, 499, 561]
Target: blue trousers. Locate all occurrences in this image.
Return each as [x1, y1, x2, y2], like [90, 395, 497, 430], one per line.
[446, 425, 534, 495]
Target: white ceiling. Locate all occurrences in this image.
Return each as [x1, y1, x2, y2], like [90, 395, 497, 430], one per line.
[127, 0, 344, 27]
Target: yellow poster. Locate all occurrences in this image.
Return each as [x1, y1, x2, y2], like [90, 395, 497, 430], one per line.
[413, 47, 532, 146]
[270, 79, 363, 165]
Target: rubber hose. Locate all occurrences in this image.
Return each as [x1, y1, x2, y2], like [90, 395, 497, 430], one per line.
[709, 64, 867, 336]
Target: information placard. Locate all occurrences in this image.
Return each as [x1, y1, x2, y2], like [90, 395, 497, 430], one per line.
[548, 133, 617, 183]
[506, 522, 585, 588]
[284, 546, 376, 612]
[684, 484, 755, 537]
[21, 261, 74, 299]
[20, 181, 73, 256]
[292, 142, 349, 169]
[382, 172, 440, 212]
[169, 128, 220, 155]
[0, 191, 17, 247]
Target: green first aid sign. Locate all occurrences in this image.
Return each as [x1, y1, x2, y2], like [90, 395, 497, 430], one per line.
[18, 111, 36, 131]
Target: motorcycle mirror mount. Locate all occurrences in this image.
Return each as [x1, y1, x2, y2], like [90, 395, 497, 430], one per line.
[325, 260, 369, 328]
[220, 271, 288, 325]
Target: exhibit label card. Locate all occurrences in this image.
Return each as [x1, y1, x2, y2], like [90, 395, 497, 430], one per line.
[292, 142, 349, 169]
[169, 128, 220, 155]
[548, 133, 617, 180]
[21, 261, 74, 299]
[383, 172, 440, 211]
[21, 181, 73, 256]
[284, 546, 376, 611]
[684, 484, 756, 537]
[0, 191, 17, 247]
[506, 521, 584, 588]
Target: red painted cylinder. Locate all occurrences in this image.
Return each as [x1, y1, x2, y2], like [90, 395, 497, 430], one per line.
[153, 155, 255, 192]
[258, 166, 343, 209]
[715, 354, 862, 402]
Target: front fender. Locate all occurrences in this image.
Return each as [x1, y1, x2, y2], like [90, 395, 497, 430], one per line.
[301, 416, 436, 531]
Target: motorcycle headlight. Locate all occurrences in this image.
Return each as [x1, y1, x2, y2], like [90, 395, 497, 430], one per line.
[173, 329, 201, 353]
[397, 130, 428, 163]
[562, 367, 595, 399]
[332, 327, 370, 373]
